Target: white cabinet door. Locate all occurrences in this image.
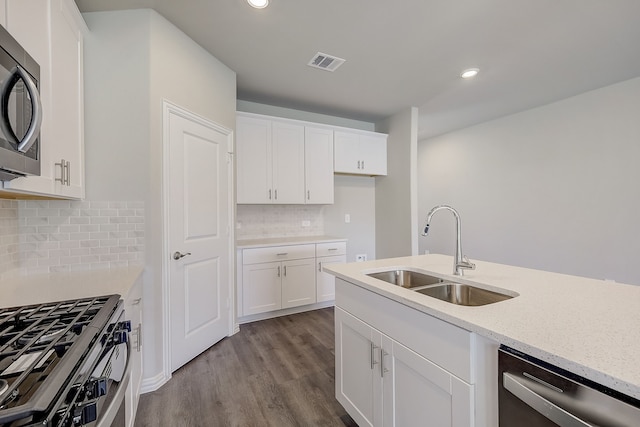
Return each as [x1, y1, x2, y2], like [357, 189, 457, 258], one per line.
[281, 257, 315, 309]
[381, 335, 474, 427]
[333, 131, 361, 174]
[3, 0, 85, 199]
[242, 262, 282, 315]
[361, 133, 387, 176]
[236, 115, 272, 204]
[304, 126, 334, 204]
[125, 278, 143, 427]
[48, 0, 85, 198]
[316, 254, 345, 302]
[334, 130, 387, 176]
[272, 121, 305, 204]
[0, 1, 6, 27]
[335, 307, 381, 427]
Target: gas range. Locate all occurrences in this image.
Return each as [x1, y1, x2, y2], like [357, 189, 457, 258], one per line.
[0, 295, 130, 427]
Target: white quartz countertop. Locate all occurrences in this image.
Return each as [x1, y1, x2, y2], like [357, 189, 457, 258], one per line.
[324, 254, 640, 400]
[237, 235, 347, 249]
[0, 266, 144, 308]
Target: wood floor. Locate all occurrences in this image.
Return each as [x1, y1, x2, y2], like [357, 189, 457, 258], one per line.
[134, 307, 357, 427]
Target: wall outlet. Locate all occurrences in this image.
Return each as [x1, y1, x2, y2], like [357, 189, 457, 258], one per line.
[345, 214, 351, 223]
[301, 220, 311, 227]
[424, 249, 430, 255]
[356, 254, 367, 262]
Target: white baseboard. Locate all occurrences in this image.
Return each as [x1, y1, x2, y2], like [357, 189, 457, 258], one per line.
[237, 300, 334, 325]
[140, 371, 171, 394]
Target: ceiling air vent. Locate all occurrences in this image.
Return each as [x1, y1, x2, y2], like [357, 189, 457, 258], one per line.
[307, 52, 346, 72]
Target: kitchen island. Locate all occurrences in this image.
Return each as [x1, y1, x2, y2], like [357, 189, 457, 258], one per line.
[324, 254, 640, 426]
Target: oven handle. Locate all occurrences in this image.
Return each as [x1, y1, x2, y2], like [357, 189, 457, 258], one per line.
[96, 339, 132, 427]
[503, 372, 590, 427]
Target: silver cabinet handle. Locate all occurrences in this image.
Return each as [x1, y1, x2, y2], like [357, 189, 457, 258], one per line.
[283, 265, 287, 276]
[380, 349, 389, 377]
[136, 323, 142, 352]
[277, 266, 281, 277]
[503, 372, 590, 427]
[328, 248, 338, 251]
[357, 160, 361, 169]
[173, 251, 191, 260]
[362, 160, 365, 169]
[268, 189, 272, 200]
[370, 342, 379, 369]
[55, 160, 71, 186]
[318, 262, 322, 272]
[307, 190, 310, 200]
[275, 189, 278, 200]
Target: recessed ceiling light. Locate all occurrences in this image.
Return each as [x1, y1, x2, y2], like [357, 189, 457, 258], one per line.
[247, 0, 269, 8]
[460, 68, 479, 79]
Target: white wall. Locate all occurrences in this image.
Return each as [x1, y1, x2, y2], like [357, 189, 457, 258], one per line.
[323, 175, 377, 262]
[236, 101, 378, 262]
[375, 107, 419, 258]
[418, 76, 640, 285]
[83, 9, 236, 389]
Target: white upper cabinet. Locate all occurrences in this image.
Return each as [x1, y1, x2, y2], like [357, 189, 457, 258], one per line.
[271, 121, 305, 204]
[304, 126, 334, 204]
[2, 0, 85, 199]
[236, 115, 305, 204]
[236, 113, 335, 205]
[236, 115, 272, 204]
[334, 130, 387, 176]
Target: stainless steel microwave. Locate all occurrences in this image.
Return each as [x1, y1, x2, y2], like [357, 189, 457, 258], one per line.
[0, 23, 42, 181]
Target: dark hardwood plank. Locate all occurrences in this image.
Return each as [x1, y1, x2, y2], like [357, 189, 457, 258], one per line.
[134, 307, 357, 427]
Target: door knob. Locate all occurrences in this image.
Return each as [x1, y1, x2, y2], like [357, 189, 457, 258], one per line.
[173, 251, 191, 260]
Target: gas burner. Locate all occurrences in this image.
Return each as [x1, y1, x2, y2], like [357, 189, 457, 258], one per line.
[0, 381, 18, 410]
[16, 328, 66, 348]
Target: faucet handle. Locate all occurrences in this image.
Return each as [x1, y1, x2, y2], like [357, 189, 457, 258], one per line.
[458, 255, 476, 271]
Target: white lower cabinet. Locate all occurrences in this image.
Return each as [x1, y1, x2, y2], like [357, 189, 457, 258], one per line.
[238, 240, 347, 320]
[241, 244, 316, 316]
[336, 279, 477, 427]
[124, 276, 143, 427]
[316, 241, 347, 302]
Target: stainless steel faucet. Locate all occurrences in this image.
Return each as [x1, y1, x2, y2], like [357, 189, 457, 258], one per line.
[422, 205, 475, 276]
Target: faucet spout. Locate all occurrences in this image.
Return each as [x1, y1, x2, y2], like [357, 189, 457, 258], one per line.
[422, 205, 475, 276]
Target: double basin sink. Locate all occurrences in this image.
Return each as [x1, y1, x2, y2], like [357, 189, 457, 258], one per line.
[366, 269, 514, 306]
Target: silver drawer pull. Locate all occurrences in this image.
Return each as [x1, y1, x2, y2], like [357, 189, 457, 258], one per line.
[328, 248, 338, 251]
[276, 253, 288, 256]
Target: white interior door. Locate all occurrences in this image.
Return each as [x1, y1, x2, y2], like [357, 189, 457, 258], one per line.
[166, 104, 232, 373]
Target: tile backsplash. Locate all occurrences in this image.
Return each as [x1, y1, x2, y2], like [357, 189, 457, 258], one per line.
[236, 205, 324, 239]
[0, 200, 144, 279]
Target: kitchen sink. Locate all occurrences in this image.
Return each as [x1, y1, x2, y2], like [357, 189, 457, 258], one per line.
[366, 268, 515, 306]
[416, 283, 513, 306]
[366, 269, 444, 288]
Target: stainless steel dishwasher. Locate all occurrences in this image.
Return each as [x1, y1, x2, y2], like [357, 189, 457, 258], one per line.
[498, 345, 640, 426]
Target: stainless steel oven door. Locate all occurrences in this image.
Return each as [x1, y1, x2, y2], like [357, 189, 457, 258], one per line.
[62, 308, 132, 427]
[95, 340, 130, 427]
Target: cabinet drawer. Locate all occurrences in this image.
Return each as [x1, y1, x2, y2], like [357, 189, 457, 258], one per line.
[243, 244, 316, 264]
[316, 241, 346, 257]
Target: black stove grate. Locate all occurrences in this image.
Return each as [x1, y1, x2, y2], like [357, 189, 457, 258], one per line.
[0, 295, 120, 425]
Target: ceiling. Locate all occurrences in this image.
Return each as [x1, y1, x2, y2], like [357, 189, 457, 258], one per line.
[75, 0, 640, 140]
